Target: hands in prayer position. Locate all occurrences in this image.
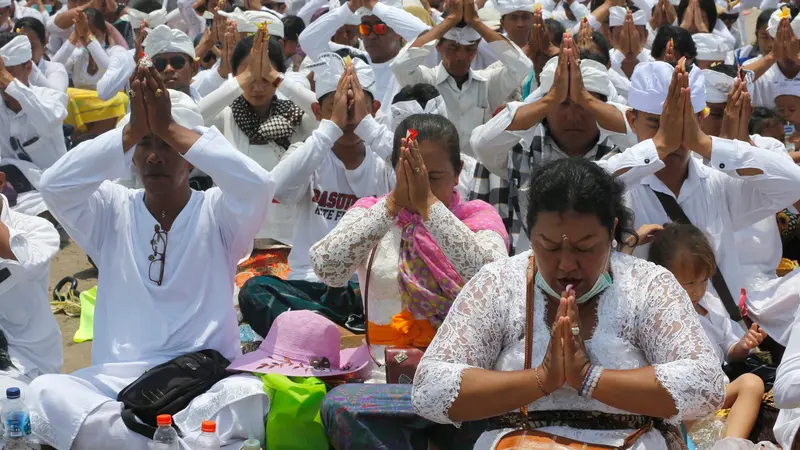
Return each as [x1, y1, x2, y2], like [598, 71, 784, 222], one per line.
[526, 9, 559, 67]
[544, 35, 594, 107]
[124, 65, 176, 146]
[773, 17, 800, 65]
[537, 290, 592, 394]
[718, 71, 753, 143]
[386, 137, 439, 221]
[680, 0, 709, 34]
[234, 26, 278, 88]
[220, 21, 241, 78]
[650, 0, 677, 30]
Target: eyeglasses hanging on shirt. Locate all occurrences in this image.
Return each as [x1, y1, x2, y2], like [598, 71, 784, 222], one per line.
[148, 224, 169, 286]
[9, 136, 38, 163]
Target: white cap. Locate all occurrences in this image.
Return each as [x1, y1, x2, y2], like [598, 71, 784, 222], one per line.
[493, 0, 535, 15]
[628, 61, 706, 114]
[703, 69, 734, 103]
[538, 57, 610, 97]
[118, 90, 205, 131]
[443, 26, 482, 44]
[768, 6, 800, 38]
[0, 0, 12, 8]
[776, 78, 800, 98]
[391, 96, 448, 129]
[308, 52, 377, 100]
[609, 7, 648, 26]
[692, 33, 732, 61]
[218, 8, 284, 37]
[143, 25, 196, 59]
[0, 35, 31, 67]
[122, 8, 170, 29]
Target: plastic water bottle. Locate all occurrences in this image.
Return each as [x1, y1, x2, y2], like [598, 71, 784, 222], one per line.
[195, 421, 220, 450]
[153, 414, 179, 450]
[2, 387, 33, 449]
[785, 122, 796, 152]
[241, 438, 262, 450]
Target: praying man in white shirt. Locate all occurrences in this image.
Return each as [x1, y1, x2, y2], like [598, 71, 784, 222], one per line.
[621, 59, 800, 326]
[390, 0, 532, 157]
[0, 33, 68, 218]
[239, 51, 393, 338]
[0, 170, 62, 396]
[26, 66, 272, 449]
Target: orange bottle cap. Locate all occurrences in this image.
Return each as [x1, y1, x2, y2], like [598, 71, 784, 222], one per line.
[201, 421, 216, 433]
[156, 414, 172, 426]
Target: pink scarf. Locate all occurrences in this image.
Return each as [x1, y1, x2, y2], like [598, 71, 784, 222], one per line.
[352, 192, 509, 327]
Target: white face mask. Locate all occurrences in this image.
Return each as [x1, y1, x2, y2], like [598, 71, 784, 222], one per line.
[534, 249, 614, 303]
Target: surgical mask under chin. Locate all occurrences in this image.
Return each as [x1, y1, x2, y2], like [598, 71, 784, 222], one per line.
[534, 271, 613, 304]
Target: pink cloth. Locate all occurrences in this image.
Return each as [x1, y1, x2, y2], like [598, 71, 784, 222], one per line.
[352, 192, 509, 326]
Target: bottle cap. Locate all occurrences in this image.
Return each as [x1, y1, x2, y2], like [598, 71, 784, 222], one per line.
[5, 388, 20, 399]
[242, 438, 262, 450]
[201, 421, 216, 433]
[156, 414, 172, 426]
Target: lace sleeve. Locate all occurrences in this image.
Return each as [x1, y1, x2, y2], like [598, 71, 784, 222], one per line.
[635, 270, 726, 423]
[309, 198, 395, 287]
[423, 202, 508, 282]
[412, 262, 510, 425]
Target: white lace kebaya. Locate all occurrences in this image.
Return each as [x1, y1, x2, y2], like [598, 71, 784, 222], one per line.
[411, 251, 725, 450]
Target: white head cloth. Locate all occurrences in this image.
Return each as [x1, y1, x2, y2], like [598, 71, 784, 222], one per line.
[355, 0, 403, 17]
[768, 7, 800, 38]
[117, 90, 204, 134]
[443, 26, 482, 44]
[0, 35, 31, 67]
[143, 25, 196, 59]
[0, 0, 12, 8]
[391, 96, 448, 128]
[692, 33, 732, 61]
[609, 7, 647, 26]
[218, 8, 284, 37]
[309, 52, 377, 100]
[714, 0, 741, 14]
[629, 61, 706, 114]
[537, 57, 610, 97]
[775, 78, 800, 98]
[493, 0, 534, 15]
[328, 0, 363, 25]
[122, 8, 169, 29]
[703, 69, 735, 103]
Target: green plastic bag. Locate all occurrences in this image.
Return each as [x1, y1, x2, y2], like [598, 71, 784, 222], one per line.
[260, 373, 329, 450]
[73, 286, 97, 343]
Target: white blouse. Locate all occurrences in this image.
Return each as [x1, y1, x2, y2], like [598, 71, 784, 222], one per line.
[412, 251, 725, 450]
[52, 40, 127, 90]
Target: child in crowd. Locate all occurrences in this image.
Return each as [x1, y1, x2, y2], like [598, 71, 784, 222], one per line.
[648, 222, 768, 440]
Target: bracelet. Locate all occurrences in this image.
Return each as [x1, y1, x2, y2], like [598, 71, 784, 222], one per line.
[533, 367, 548, 397]
[586, 366, 603, 399]
[578, 365, 604, 399]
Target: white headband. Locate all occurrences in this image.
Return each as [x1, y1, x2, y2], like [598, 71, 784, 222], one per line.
[443, 26, 482, 45]
[143, 25, 196, 59]
[0, 35, 31, 67]
[629, 61, 706, 114]
[309, 52, 377, 100]
[391, 96, 448, 129]
[493, 0, 535, 15]
[692, 33, 732, 61]
[776, 78, 800, 98]
[122, 8, 170, 29]
[218, 8, 284, 37]
[609, 7, 648, 26]
[538, 57, 610, 97]
[0, 0, 12, 8]
[768, 7, 800, 38]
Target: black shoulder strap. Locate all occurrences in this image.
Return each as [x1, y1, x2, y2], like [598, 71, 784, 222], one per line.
[650, 189, 743, 322]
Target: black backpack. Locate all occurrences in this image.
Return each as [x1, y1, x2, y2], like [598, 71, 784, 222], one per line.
[117, 349, 232, 439]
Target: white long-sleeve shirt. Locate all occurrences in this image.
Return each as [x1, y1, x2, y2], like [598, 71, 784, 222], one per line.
[0, 194, 61, 377]
[390, 39, 532, 157]
[28, 59, 69, 93]
[626, 137, 800, 319]
[52, 40, 127, 90]
[298, 3, 430, 119]
[199, 76, 317, 246]
[271, 119, 395, 281]
[96, 48, 135, 101]
[774, 319, 800, 449]
[38, 126, 274, 366]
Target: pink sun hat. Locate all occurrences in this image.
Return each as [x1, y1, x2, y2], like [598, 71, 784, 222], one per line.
[228, 310, 371, 378]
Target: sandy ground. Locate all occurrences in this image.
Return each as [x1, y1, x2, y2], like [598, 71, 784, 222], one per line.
[48, 242, 97, 373]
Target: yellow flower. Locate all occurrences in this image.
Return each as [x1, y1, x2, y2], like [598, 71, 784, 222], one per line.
[702, 107, 710, 118]
[780, 6, 791, 19]
[343, 55, 352, 67]
[535, 3, 542, 11]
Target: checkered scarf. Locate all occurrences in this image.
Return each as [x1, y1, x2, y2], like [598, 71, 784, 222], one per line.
[231, 96, 304, 152]
[469, 124, 618, 255]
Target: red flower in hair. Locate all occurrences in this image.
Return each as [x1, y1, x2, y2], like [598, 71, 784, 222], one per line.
[407, 129, 419, 142]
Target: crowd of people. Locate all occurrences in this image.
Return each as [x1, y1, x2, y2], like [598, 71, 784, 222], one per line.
[0, 0, 799, 446]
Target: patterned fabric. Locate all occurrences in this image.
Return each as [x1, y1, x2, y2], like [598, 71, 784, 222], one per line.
[351, 191, 509, 327]
[321, 384, 486, 450]
[777, 208, 799, 241]
[235, 248, 291, 288]
[231, 95, 304, 151]
[469, 124, 617, 254]
[64, 88, 129, 132]
[487, 410, 687, 450]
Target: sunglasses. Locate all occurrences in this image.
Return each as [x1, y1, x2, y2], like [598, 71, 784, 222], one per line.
[152, 56, 189, 72]
[358, 23, 388, 36]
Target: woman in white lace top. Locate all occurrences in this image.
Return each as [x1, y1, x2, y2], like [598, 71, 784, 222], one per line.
[411, 158, 726, 450]
[311, 114, 509, 449]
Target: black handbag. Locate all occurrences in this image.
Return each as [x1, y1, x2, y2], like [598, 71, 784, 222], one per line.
[117, 349, 232, 439]
[0, 165, 34, 195]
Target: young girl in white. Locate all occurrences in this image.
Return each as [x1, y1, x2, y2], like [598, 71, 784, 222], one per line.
[648, 222, 768, 440]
